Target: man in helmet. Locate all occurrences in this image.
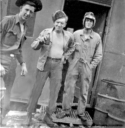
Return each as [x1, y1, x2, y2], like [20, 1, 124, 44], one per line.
[0, 0, 42, 124]
[57, 12, 102, 126]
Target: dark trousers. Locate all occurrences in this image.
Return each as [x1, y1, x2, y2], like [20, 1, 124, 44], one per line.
[0, 54, 17, 117]
[27, 57, 63, 116]
[62, 60, 92, 115]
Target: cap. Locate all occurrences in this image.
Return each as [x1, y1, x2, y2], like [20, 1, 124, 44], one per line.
[15, 0, 42, 12]
[52, 10, 68, 22]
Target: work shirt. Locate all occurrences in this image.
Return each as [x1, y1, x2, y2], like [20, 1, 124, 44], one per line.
[31, 28, 75, 71]
[0, 14, 27, 64]
[72, 28, 102, 69]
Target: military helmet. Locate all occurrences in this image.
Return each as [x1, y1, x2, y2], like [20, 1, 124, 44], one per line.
[83, 12, 96, 27]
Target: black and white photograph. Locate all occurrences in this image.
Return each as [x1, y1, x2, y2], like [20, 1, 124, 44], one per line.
[0, 0, 124, 128]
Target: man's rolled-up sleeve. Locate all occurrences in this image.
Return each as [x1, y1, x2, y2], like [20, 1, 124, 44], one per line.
[63, 33, 75, 59]
[31, 30, 45, 50]
[0, 16, 10, 47]
[16, 48, 24, 65]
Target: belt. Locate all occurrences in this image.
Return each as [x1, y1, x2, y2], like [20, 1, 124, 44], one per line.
[48, 56, 61, 61]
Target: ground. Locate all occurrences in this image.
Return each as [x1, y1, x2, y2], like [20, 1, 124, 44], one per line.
[0, 111, 124, 128]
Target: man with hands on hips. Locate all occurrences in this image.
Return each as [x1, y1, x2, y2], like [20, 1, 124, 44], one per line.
[57, 12, 102, 127]
[0, 0, 42, 124]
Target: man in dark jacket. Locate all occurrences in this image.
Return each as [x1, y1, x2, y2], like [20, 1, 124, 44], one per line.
[0, 0, 42, 124]
[26, 10, 75, 126]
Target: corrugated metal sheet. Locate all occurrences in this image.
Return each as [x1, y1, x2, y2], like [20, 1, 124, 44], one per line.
[94, 1, 125, 125]
[94, 93, 125, 126]
[99, 0, 125, 84]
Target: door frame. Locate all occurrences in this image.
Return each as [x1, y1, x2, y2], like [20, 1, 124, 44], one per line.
[89, 0, 115, 107]
[61, 0, 115, 107]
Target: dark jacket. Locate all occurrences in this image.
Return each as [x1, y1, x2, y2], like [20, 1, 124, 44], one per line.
[31, 28, 75, 71]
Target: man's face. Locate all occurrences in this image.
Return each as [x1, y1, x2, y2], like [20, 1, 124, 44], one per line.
[54, 18, 66, 32]
[85, 18, 94, 29]
[19, 4, 35, 21]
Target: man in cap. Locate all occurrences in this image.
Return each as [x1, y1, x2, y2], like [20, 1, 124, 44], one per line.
[0, 0, 42, 124]
[57, 12, 102, 126]
[26, 10, 75, 126]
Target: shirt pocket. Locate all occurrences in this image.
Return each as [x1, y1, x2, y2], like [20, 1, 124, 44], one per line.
[4, 29, 20, 46]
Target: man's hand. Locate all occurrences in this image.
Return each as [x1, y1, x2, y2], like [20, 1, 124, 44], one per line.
[42, 34, 50, 45]
[75, 42, 81, 51]
[0, 64, 5, 77]
[61, 56, 66, 64]
[21, 63, 28, 76]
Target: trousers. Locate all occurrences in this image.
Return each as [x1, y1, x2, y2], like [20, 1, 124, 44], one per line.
[0, 54, 17, 117]
[62, 60, 92, 115]
[27, 57, 63, 116]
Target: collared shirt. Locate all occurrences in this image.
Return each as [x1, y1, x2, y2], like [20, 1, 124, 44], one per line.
[31, 28, 75, 71]
[0, 14, 27, 64]
[73, 28, 102, 68]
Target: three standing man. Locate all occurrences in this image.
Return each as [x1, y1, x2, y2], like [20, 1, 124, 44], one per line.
[0, 0, 102, 127]
[0, 0, 42, 124]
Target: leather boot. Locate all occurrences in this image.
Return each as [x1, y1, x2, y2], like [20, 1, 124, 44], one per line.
[24, 113, 32, 126]
[0, 115, 5, 126]
[43, 113, 56, 127]
[56, 109, 70, 119]
[78, 113, 93, 128]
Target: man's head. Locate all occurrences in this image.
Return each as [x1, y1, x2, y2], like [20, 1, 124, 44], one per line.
[83, 12, 96, 29]
[52, 10, 68, 32]
[15, 0, 42, 22]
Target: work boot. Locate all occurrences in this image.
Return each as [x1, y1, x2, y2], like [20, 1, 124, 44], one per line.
[43, 113, 57, 127]
[0, 115, 6, 126]
[24, 113, 32, 126]
[78, 114, 93, 128]
[0, 116, 3, 126]
[34, 113, 44, 121]
[56, 109, 70, 119]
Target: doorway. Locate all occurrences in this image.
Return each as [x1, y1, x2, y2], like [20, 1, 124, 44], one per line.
[57, 0, 111, 106]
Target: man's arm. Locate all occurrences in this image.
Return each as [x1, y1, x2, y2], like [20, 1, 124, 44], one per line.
[16, 48, 24, 65]
[16, 37, 28, 76]
[15, 34, 27, 65]
[63, 33, 75, 60]
[90, 37, 103, 69]
[0, 16, 10, 76]
[31, 30, 48, 50]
